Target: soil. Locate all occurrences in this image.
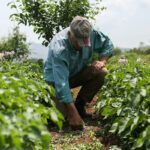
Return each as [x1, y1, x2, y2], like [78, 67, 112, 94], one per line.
[48, 87, 123, 150]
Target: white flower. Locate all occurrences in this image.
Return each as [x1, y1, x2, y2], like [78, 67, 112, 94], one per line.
[136, 58, 141, 63]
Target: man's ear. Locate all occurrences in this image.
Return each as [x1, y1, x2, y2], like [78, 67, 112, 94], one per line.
[68, 31, 71, 37]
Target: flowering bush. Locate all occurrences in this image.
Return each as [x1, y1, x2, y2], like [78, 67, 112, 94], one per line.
[0, 51, 16, 60]
[0, 26, 30, 56]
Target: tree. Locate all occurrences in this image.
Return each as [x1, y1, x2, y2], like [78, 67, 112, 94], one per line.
[8, 0, 105, 46]
[0, 26, 30, 57]
[139, 41, 144, 49]
[144, 48, 150, 55]
[113, 47, 122, 56]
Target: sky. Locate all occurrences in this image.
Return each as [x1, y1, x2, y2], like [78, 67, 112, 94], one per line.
[0, 0, 150, 48]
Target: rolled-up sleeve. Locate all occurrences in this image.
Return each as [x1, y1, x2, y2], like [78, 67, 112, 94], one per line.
[93, 30, 114, 59]
[99, 34, 114, 59]
[52, 52, 73, 103]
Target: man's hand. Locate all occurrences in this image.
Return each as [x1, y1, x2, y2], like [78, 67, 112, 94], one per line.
[66, 102, 83, 130]
[91, 60, 105, 72]
[91, 56, 109, 73]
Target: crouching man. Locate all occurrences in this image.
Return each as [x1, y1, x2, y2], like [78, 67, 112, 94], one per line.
[44, 16, 114, 130]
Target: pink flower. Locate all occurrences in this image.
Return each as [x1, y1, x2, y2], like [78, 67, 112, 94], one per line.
[5, 52, 10, 56]
[11, 51, 15, 55]
[118, 59, 128, 64]
[19, 55, 23, 59]
[0, 53, 4, 57]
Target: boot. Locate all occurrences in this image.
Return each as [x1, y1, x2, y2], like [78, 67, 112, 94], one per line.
[75, 96, 92, 118]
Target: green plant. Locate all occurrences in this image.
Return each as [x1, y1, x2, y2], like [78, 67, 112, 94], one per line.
[0, 61, 64, 150]
[96, 61, 150, 149]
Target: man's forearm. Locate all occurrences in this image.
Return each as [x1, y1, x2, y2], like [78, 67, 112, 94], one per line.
[65, 102, 77, 117]
[99, 56, 109, 65]
[65, 102, 83, 129]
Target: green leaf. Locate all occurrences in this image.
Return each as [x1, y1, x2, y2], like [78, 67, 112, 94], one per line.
[117, 108, 122, 116]
[22, 0, 25, 5]
[41, 131, 51, 148]
[102, 106, 117, 118]
[140, 88, 146, 97]
[0, 89, 4, 94]
[130, 78, 138, 88]
[130, 116, 139, 132]
[109, 122, 118, 133]
[133, 94, 141, 106]
[133, 138, 144, 149]
[11, 5, 17, 9]
[50, 109, 58, 123]
[7, 2, 12, 6]
[118, 117, 133, 134]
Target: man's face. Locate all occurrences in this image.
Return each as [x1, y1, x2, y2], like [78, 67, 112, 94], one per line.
[71, 36, 83, 51]
[68, 31, 83, 51]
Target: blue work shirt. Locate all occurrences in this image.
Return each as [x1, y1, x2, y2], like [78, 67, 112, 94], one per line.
[44, 27, 114, 103]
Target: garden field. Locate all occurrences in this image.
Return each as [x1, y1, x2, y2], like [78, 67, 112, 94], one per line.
[1, 0, 150, 149]
[0, 52, 150, 150]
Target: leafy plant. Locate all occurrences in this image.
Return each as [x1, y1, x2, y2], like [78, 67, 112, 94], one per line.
[96, 61, 150, 149]
[0, 60, 64, 150]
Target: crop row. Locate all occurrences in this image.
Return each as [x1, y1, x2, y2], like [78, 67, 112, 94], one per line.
[96, 61, 150, 149]
[0, 60, 64, 150]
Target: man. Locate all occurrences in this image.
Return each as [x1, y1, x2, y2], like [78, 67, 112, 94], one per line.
[44, 16, 114, 129]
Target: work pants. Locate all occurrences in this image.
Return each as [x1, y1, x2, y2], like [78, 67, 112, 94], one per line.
[53, 65, 108, 118]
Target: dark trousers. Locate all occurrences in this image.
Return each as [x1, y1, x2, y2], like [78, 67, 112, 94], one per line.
[54, 66, 108, 118]
[69, 66, 108, 103]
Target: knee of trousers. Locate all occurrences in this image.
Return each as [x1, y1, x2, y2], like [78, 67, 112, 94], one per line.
[96, 67, 108, 79]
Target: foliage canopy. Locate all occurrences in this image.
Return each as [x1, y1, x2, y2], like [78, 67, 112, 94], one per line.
[8, 0, 105, 46]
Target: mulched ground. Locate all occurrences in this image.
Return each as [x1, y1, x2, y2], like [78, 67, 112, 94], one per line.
[48, 87, 123, 150]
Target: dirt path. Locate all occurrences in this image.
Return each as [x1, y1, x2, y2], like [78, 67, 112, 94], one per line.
[48, 87, 122, 150]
